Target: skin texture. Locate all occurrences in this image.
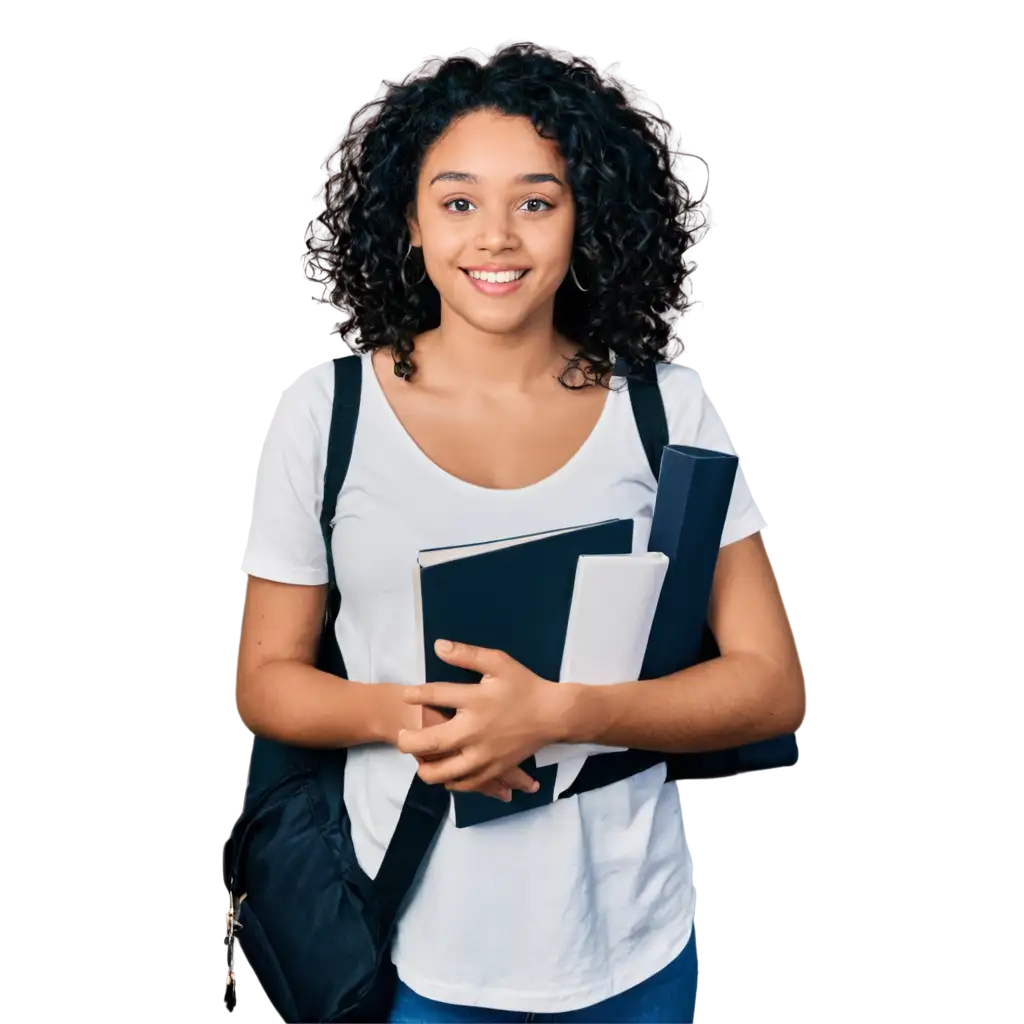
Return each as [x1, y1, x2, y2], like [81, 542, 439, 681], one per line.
[381, 107, 611, 491]
[405, 107, 577, 346]
[234, 578, 537, 802]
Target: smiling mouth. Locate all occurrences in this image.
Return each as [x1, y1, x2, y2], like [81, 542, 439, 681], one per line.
[462, 268, 528, 284]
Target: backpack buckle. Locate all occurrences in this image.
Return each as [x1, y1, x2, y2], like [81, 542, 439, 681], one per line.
[223, 888, 244, 937]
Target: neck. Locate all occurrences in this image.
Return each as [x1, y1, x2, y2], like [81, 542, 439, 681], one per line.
[414, 325, 581, 395]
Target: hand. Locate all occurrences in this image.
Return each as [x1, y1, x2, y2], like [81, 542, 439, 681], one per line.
[398, 695, 538, 802]
[397, 639, 562, 793]
[418, 704, 540, 803]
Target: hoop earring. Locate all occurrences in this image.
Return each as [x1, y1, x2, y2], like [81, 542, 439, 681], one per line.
[401, 243, 428, 288]
[570, 258, 589, 292]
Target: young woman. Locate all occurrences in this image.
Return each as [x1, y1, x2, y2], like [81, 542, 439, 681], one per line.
[236, 42, 804, 1024]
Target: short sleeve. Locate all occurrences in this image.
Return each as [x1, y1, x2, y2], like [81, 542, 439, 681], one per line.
[239, 361, 334, 585]
[659, 362, 770, 552]
[696, 385, 770, 548]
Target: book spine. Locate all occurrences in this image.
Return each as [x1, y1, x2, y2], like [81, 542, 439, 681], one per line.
[641, 446, 737, 680]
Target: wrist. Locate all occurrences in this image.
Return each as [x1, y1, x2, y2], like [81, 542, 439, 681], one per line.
[371, 683, 415, 747]
[540, 681, 590, 745]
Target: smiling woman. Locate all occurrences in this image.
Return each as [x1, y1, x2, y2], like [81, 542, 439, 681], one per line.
[302, 43, 706, 391]
[397, 110, 584, 384]
[232, 40, 802, 1024]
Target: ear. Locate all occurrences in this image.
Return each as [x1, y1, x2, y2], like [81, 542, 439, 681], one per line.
[406, 201, 421, 247]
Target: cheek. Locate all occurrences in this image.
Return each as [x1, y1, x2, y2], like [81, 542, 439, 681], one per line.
[550, 205, 576, 246]
[540, 224, 576, 272]
[414, 211, 460, 256]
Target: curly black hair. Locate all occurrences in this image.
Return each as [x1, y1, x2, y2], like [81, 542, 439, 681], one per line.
[302, 41, 710, 391]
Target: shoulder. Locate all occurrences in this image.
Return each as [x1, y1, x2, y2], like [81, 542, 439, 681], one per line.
[281, 357, 336, 407]
[249, 359, 341, 479]
[654, 358, 702, 396]
[653, 359, 704, 442]
[274, 358, 339, 439]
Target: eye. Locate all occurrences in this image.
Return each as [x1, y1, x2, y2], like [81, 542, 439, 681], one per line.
[443, 197, 554, 214]
[520, 200, 552, 217]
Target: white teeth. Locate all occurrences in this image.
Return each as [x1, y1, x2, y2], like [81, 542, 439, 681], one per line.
[466, 269, 526, 283]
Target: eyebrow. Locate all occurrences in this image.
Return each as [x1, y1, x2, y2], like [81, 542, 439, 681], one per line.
[428, 171, 564, 188]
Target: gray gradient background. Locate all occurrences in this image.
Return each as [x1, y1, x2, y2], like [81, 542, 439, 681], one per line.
[2, 6, 1024, 1015]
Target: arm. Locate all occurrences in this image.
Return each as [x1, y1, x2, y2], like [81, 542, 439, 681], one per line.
[549, 531, 805, 753]
[398, 530, 804, 788]
[235, 575, 408, 748]
[236, 575, 540, 799]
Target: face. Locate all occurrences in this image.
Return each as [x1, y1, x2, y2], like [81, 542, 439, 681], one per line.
[406, 108, 575, 335]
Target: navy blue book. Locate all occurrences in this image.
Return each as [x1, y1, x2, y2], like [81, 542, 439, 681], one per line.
[559, 445, 743, 793]
[640, 445, 738, 679]
[560, 444, 790, 795]
[413, 518, 634, 828]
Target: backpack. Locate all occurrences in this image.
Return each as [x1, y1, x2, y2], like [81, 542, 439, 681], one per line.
[221, 353, 798, 1022]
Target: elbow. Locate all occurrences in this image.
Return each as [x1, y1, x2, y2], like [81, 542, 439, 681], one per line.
[761, 656, 804, 737]
[235, 687, 257, 736]
[235, 665, 267, 737]
[743, 643, 804, 739]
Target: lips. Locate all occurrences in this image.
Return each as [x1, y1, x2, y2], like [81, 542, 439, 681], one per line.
[460, 267, 531, 296]
[462, 270, 528, 282]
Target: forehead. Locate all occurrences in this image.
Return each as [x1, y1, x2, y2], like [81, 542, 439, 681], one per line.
[420, 109, 565, 184]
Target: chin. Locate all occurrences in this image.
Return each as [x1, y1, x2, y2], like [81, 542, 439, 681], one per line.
[456, 303, 536, 335]
[466, 313, 528, 333]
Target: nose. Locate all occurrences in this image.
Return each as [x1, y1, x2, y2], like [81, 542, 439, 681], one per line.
[474, 208, 517, 253]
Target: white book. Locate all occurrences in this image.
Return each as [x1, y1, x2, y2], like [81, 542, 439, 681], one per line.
[532, 551, 669, 797]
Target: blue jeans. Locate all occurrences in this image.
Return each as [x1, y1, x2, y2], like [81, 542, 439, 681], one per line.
[387, 922, 698, 1023]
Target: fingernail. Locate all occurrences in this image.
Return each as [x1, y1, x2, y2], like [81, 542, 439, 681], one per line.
[502, 789, 513, 802]
[529, 780, 540, 793]
[435, 639, 453, 653]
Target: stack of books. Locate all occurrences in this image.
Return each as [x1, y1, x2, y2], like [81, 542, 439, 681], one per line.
[411, 445, 739, 828]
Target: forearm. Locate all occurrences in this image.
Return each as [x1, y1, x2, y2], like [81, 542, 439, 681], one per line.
[549, 651, 803, 754]
[237, 660, 408, 749]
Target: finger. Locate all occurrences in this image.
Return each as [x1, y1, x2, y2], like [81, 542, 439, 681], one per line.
[397, 720, 466, 759]
[415, 701, 462, 762]
[446, 765, 537, 794]
[421, 705, 454, 730]
[498, 766, 542, 794]
[415, 751, 481, 787]
[415, 750, 452, 763]
[433, 639, 508, 675]
[477, 781, 514, 803]
[402, 683, 472, 709]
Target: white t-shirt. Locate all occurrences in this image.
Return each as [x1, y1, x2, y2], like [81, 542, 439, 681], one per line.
[240, 349, 766, 1013]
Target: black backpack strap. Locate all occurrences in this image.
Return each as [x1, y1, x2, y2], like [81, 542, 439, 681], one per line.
[320, 355, 363, 591]
[315, 354, 448, 931]
[372, 774, 450, 934]
[612, 355, 668, 480]
[314, 355, 363, 680]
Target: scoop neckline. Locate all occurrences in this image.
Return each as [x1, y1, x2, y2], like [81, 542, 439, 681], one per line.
[363, 349, 618, 497]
